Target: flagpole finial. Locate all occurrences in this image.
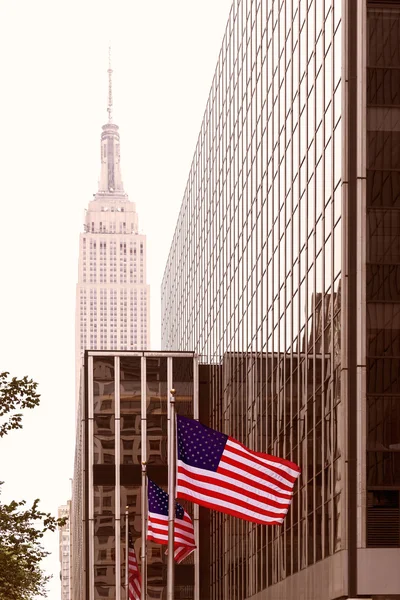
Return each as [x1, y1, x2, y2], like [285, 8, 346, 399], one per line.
[126, 505, 129, 511]
[170, 389, 176, 402]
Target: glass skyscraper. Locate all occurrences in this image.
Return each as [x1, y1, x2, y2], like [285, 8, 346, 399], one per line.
[162, 1, 400, 599]
[72, 351, 206, 600]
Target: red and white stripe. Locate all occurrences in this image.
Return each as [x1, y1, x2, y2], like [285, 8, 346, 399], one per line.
[128, 545, 141, 600]
[147, 509, 196, 564]
[177, 437, 300, 525]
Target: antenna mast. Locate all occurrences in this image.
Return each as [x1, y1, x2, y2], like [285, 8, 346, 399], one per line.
[107, 46, 113, 123]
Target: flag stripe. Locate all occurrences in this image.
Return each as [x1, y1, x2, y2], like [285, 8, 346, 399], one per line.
[148, 512, 195, 533]
[227, 438, 300, 478]
[147, 519, 194, 537]
[177, 469, 289, 522]
[148, 511, 196, 546]
[177, 490, 285, 525]
[174, 545, 195, 563]
[147, 527, 195, 547]
[129, 578, 141, 600]
[128, 542, 141, 600]
[221, 452, 295, 493]
[225, 440, 298, 486]
[147, 479, 196, 565]
[148, 531, 195, 548]
[178, 461, 293, 505]
[219, 460, 294, 499]
[148, 527, 195, 547]
[217, 464, 292, 502]
[178, 466, 289, 515]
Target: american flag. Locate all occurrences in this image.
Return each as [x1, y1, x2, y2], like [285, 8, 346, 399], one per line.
[147, 478, 196, 564]
[176, 415, 301, 525]
[127, 531, 141, 600]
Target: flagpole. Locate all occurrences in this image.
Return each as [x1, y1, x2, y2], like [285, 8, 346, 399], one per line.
[141, 462, 147, 600]
[141, 355, 147, 600]
[125, 506, 129, 600]
[193, 356, 200, 600]
[167, 388, 176, 600]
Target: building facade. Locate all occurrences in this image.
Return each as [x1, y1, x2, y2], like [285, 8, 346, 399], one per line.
[75, 61, 150, 379]
[161, 1, 400, 599]
[72, 61, 151, 600]
[59, 502, 72, 600]
[72, 351, 211, 600]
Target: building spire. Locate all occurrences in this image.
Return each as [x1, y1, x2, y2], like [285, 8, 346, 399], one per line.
[98, 48, 124, 194]
[107, 46, 113, 123]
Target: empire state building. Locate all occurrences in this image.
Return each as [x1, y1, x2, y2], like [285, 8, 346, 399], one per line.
[75, 59, 150, 373]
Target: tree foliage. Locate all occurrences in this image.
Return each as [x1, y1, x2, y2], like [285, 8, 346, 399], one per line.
[0, 489, 66, 599]
[0, 372, 40, 438]
[0, 372, 66, 599]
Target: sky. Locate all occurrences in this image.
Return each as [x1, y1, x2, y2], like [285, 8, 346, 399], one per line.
[0, 1, 232, 597]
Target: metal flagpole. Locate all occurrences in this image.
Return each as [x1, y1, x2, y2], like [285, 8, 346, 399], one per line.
[141, 356, 147, 600]
[167, 388, 176, 600]
[125, 507, 129, 600]
[141, 462, 147, 600]
[193, 357, 200, 600]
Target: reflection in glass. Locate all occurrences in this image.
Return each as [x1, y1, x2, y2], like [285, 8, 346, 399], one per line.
[120, 357, 141, 414]
[161, 0, 344, 595]
[80, 354, 197, 600]
[94, 515, 115, 597]
[93, 358, 115, 415]
[120, 357, 141, 464]
[94, 414, 115, 465]
[146, 358, 167, 466]
[94, 486, 115, 516]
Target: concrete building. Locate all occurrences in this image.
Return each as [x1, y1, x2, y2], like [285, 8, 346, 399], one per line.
[161, 1, 400, 599]
[75, 58, 150, 382]
[71, 351, 210, 600]
[59, 502, 72, 600]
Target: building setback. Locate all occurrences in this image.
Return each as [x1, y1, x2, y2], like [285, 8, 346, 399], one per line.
[161, 1, 400, 599]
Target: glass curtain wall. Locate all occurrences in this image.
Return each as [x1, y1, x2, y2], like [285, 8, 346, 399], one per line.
[161, 0, 344, 597]
[92, 357, 116, 599]
[87, 353, 196, 600]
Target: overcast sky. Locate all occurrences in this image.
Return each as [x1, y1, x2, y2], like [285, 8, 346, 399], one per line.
[0, 1, 232, 597]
